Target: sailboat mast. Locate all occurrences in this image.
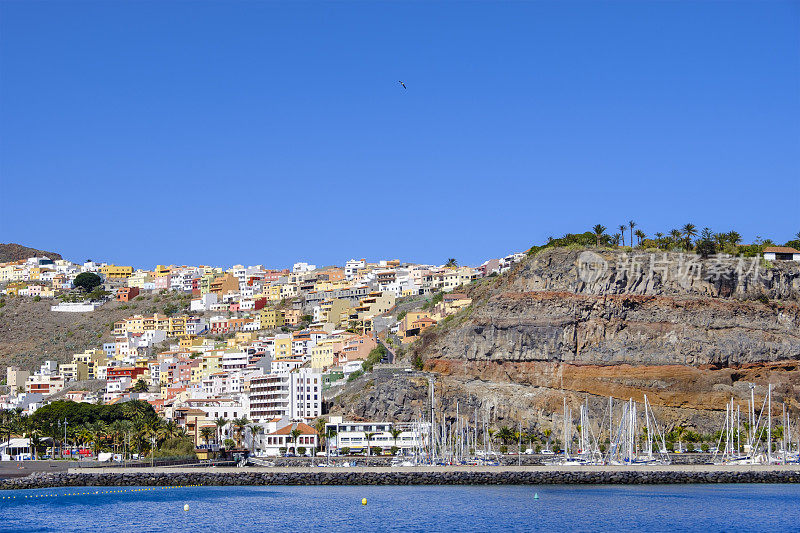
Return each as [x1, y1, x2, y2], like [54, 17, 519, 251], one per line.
[768, 384, 772, 463]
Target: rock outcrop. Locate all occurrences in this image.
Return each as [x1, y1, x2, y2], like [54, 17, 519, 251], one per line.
[334, 248, 800, 432]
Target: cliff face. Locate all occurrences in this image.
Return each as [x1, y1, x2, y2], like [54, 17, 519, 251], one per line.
[430, 292, 800, 367]
[503, 248, 800, 300]
[333, 249, 800, 432]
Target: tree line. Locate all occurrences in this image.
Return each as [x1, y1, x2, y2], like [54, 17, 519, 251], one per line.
[529, 224, 800, 258]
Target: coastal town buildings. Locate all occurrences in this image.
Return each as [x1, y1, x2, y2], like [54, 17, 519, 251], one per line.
[0, 250, 529, 458]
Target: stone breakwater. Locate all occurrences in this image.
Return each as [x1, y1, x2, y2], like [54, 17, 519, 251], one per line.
[3, 466, 800, 490]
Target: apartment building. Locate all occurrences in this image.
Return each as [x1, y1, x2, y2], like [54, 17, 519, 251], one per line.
[248, 369, 321, 422]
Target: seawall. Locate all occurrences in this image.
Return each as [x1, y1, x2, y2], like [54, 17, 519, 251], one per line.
[3, 465, 800, 490]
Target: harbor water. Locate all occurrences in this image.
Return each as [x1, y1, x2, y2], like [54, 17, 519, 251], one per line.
[2, 484, 800, 532]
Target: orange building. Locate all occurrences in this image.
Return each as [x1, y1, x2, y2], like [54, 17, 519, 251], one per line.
[116, 287, 140, 302]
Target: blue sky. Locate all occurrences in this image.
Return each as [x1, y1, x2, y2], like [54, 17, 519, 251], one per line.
[1, 1, 798, 269]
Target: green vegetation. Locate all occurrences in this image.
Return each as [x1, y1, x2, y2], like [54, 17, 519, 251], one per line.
[73, 272, 103, 292]
[422, 291, 444, 310]
[362, 345, 387, 373]
[528, 232, 609, 255]
[0, 400, 194, 460]
[153, 437, 196, 458]
[529, 225, 799, 257]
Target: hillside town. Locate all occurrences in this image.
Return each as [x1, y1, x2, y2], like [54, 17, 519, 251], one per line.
[0, 251, 525, 459]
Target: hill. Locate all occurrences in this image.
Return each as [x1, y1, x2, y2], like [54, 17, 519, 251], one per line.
[331, 248, 800, 433]
[0, 292, 193, 372]
[0, 243, 63, 263]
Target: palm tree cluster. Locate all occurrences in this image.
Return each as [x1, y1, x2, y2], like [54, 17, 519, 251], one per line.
[588, 223, 795, 255]
[1, 401, 194, 460]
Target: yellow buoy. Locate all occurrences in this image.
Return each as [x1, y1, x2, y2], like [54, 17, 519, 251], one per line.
[361, 498, 367, 506]
[184, 504, 190, 511]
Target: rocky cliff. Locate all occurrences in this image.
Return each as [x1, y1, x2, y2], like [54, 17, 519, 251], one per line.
[332, 249, 800, 433]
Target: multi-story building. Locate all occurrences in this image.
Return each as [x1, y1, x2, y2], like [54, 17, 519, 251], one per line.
[101, 265, 134, 280]
[248, 369, 321, 422]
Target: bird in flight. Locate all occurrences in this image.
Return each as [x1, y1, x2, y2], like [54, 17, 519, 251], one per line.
[398, 81, 407, 89]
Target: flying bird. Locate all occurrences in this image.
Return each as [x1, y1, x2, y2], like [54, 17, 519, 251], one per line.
[398, 81, 407, 89]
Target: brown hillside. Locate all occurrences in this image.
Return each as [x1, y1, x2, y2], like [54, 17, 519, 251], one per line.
[0, 243, 63, 263]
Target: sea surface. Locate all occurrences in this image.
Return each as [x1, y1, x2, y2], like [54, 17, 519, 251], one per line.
[1, 484, 799, 532]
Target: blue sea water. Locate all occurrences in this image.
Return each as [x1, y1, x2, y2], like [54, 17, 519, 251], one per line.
[1, 484, 799, 532]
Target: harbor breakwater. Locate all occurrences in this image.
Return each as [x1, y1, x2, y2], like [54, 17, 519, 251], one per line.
[3, 465, 800, 490]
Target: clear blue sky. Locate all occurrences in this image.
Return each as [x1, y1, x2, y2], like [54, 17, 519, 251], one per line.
[1, 1, 798, 269]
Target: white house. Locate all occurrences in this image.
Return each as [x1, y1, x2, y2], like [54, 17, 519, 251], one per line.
[763, 246, 800, 262]
[191, 293, 217, 312]
[261, 421, 318, 456]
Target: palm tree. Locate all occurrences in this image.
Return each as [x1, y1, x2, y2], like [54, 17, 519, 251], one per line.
[628, 220, 636, 249]
[290, 427, 302, 455]
[668, 229, 681, 248]
[364, 432, 377, 456]
[618, 225, 626, 246]
[247, 424, 262, 454]
[592, 224, 606, 247]
[199, 427, 214, 447]
[654, 232, 665, 250]
[445, 258, 458, 268]
[389, 427, 403, 455]
[314, 418, 327, 449]
[728, 231, 742, 246]
[682, 223, 697, 250]
[634, 229, 646, 247]
[497, 426, 515, 446]
[543, 428, 552, 450]
[232, 417, 250, 449]
[215, 417, 228, 446]
[612, 233, 621, 246]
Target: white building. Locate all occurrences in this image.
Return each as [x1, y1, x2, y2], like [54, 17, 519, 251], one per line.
[248, 369, 322, 422]
[191, 293, 218, 312]
[261, 421, 319, 457]
[325, 417, 429, 456]
[763, 246, 800, 262]
[292, 262, 317, 274]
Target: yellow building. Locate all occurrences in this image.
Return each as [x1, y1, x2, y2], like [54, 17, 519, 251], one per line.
[199, 353, 222, 378]
[127, 271, 153, 288]
[101, 265, 134, 279]
[59, 362, 89, 382]
[259, 309, 285, 329]
[310, 338, 337, 370]
[266, 285, 282, 301]
[71, 349, 107, 379]
[168, 316, 187, 336]
[274, 335, 292, 359]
